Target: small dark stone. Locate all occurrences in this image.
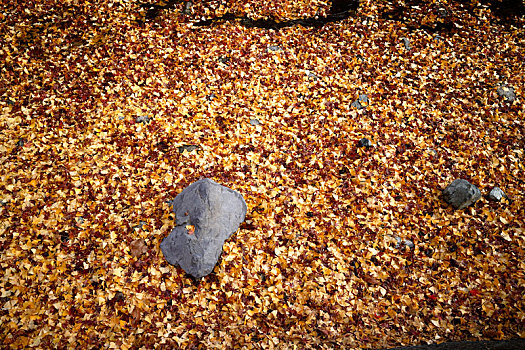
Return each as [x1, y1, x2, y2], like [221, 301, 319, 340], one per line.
[16, 138, 25, 147]
[177, 144, 200, 153]
[306, 211, 314, 218]
[113, 291, 125, 303]
[218, 56, 230, 65]
[206, 93, 216, 101]
[358, 138, 372, 148]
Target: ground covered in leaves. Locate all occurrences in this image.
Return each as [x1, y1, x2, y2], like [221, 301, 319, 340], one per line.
[1, 0, 524, 348]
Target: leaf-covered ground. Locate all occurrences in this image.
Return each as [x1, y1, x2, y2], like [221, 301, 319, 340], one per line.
[1, 0, 524, 348]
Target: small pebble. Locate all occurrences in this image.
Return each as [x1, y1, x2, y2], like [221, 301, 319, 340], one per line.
[136, 115, 151, 124]
[488, 187, 506, 201]
[178, 145, 200, 153]
[401, 37, 411, 50]
[403, 239, 415, 249]
[306, 71, 318, 79]
[351, 100, 363, 109]
[394, 236, 402, 248]
[358, 138, 372, 148]
[358, 94, 369, 103]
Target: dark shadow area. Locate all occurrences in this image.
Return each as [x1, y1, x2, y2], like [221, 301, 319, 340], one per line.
[482, 0, 525, 19]
[383, 338, 525, 350]
[139, 0, 184, 21]
[381, 0, 524, 32]
[138, 0, 360, 29]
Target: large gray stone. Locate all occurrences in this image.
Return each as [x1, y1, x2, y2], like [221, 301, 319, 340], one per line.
[442, 179, 481, 210]
[160, 178, 247, 278]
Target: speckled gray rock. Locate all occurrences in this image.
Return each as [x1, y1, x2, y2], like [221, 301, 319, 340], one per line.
[488, 187, 506, 201]
[442, 179, 481, 210]
[160, 178, 247, 279]
[136, 115, 151, 124]
[351, 94, 369, 110]
[497, 84, 516, 102]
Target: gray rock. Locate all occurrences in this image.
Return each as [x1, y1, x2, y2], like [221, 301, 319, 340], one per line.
[160, 178, 247, 278]
[488, 187, 506, 201]
[249, 119, 260, 126]
[136, 115, 151, 124]
[306, 71, 318, 79]
[497, 84, 516, 102]
[267, 45, 282, 52]
[401, 37, 411, 50]
[442, 179, 481, 210]
[351, 100, 363, 109]
[394, 236, 402, 248]
[351, 94, 368, 109]
[177, 144, 200, 153]
[403, 239, 415, 249]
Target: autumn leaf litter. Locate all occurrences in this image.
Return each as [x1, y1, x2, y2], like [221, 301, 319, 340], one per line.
[0, 0, 524, 349]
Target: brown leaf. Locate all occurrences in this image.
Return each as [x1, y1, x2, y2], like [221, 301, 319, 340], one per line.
[129, 239, 147, 257]
[364, 275, 381, 285]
